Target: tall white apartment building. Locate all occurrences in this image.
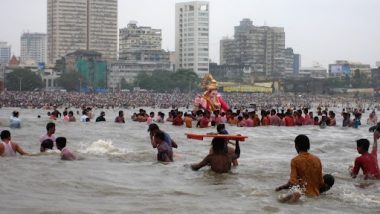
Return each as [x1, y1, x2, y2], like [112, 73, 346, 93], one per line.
[20, 33, 47, 65]
[0, 42, 11, 65]
[47, 0, 117, 64]
[175, 1, 209, 77]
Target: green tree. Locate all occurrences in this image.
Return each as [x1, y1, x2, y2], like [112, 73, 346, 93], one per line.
[120, 78, 132, 89]
[351, 69, 370, 88]
[57, 71, 85, 92]
[5, 68, 43, 91]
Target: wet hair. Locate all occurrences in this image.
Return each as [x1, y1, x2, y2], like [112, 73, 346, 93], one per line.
[294, 134, 310, 151]
[12, 111, 19, 117]
[1, 130, 11, 140]
[323, 174, 335, 187]
[56, 137, 67, 150]
[154, 130, 166, 141]
[216, 124, 225, 133]
[356, 139, 370, 151]
[40, 139, 54, 152]
[211, 138, 226, 153]
[69, 111, 74, 116]
[46, 122, 55, 131]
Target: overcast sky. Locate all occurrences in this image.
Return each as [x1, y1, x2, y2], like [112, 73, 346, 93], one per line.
[1, 0, 379, 67]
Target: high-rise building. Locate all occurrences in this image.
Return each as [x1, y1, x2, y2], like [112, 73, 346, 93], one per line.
[376, 61, 380, 68]
[293, 54, 301, 74]
[220, 19, 286, 76]
[20, 33, 47, 65]
[47, 0, 117, 64]
[0, 42, 11, 65]
[119, 22, 165, 61]
[175, 1, 209, 77]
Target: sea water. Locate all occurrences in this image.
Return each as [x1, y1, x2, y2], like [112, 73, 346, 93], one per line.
[0, 108, 379, 214]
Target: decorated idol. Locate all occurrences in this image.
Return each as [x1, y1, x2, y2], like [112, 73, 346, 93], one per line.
[194, 74, 229, 112]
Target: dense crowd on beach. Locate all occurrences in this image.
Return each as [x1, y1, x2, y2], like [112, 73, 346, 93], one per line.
[1, 91, 379, 110]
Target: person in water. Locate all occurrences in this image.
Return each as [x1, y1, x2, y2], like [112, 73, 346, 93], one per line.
[40, 122, 56, 144]
[276, 135, 333, 200]
[0, 130, 29, 157]
[40, 139, 54, 152]
[56, 137, 76, 161]
[152, 130, 173, 162]
[191, 137, 240, 173]
[349, 131, 380, 179]
[148, 123, 178, 149]
[9, 111, 21, 128]
[96, 111, 106, 122]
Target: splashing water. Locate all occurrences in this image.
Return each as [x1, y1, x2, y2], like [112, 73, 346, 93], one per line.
[79, 140, 127, 156]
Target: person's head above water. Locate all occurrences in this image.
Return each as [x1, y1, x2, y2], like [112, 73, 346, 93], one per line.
[294, 134, 310, 153]
[211, 138, 227, 153]
[323, 174, 335, 188]
[356, 138, 370, 154]
[46, 122, 56, 134]
[56, 137, 67, 151]
[40, 139, 54, 152]
[148, 123, 159, 133]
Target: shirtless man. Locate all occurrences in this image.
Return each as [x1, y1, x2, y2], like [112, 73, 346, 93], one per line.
[0, 130, 29, 156]
[191, 137, 240, 173]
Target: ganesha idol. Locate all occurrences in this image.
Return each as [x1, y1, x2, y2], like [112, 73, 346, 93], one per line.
[194, 74, 229, 112]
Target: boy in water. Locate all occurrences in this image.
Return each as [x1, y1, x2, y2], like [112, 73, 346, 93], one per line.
[191, 137, 240, 173]
[349, 131, 380, 179]
[152, 130, 173, 162]
[276, 135, 333, 202]
[56, 137, 76, 161]
[0, 130, 29, 157]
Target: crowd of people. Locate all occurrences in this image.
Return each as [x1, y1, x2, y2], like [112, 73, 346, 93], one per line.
[1, 90, 380, 204]
[1, 91, 379, 110]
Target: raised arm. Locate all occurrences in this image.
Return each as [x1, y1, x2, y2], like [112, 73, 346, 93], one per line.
[171, 138, 178, 149]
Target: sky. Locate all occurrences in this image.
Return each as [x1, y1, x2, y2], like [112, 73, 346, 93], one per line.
[0, 0, 379, 67]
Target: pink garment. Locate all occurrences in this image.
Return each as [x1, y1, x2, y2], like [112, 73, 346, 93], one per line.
[245, 118, 254, 127]
[270, 115, 282, 126]
[61, 147, 76, 161]
[40, 134, 56, 144]
[147, 117, 153, 125]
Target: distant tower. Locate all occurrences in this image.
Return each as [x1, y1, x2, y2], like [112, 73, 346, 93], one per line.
[47, 0, 117, 64]
[175, 1, 209, 77]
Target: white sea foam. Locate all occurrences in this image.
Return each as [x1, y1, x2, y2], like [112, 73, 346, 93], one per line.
[79, 140, 127, 156]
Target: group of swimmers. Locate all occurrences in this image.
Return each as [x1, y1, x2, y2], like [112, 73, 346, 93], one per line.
[2, 116, 379, 204]
[0, 122, 76, 160]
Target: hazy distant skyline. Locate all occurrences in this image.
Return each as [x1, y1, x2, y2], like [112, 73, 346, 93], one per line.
[0, 0, 379, 67]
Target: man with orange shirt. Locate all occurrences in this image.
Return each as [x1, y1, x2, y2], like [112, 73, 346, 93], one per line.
[276, 135, 332, 199]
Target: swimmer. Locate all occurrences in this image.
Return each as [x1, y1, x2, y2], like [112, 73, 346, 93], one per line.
[153, 130, 173, 162]
[276, 135, 333, 198]
[0, 130, 29, 157]
[40, 122, 56, 143]
[191, 137, 240, 173]
[56, 137, 76, 161]
[349, 131, 380, 179]
[148, 123, 178, 149]
[278, 174, 335, 203]
[9, 111, 21, 128]
[207, 124, 239, 166]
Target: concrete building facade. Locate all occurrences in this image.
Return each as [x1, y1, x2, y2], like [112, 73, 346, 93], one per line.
[20, 33, 47, 65]
[47, 0, 117, 64]
[175, 1, 209, 77]
[220, 19, 286, 77]
[0, 42, 11, 65]
[329, 60, 371, 77]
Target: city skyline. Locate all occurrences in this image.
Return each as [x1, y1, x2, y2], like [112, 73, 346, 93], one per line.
[0, 0, 379, 67]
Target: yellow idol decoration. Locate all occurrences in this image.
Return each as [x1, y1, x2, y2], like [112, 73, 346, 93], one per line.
[194, 74, 230, 112]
